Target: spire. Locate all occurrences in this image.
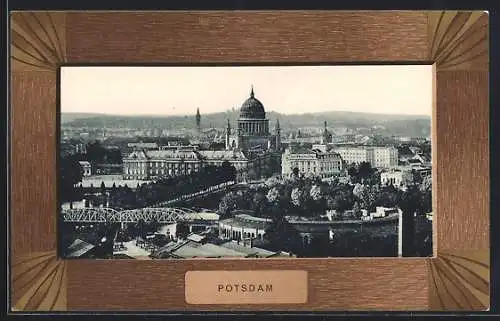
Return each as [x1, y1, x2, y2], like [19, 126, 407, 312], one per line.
[275, 118, 280, 130]
[195, 107, 201, 132]
[324, 120, 328, 130]
[250, 85, 254, 98]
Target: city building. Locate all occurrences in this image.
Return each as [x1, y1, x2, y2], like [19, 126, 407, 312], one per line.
[380, 169, 413, 189]
[153, 233, 282, 259]
[281, 144, 343, 178]
[78, 161, 92, 176]
[410, 153, 432, 166]
[127, 142, 159, 150]
[219, 214, 272, 241]
[122, 87, 282, 181]
[225, 86, 281, 151]
[122, 145, 272, 180]
[333, 145, 398, 169]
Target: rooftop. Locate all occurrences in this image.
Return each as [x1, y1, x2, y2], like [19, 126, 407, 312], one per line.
[183, 212, 220, 221]
[219, 240, 276, 257]
[187, 233, 206, 243]
[124, 149, 249, 162]
[220, 214, 272, 229]
[169, 241, 248, 258]
[66, 239, 95, 258]
[199, 150, 248, 161]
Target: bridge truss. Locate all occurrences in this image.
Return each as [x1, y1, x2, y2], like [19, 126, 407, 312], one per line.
[62, 207, 198, 223]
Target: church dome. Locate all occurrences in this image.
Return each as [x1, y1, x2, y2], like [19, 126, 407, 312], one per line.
[240, 86, 266, 119]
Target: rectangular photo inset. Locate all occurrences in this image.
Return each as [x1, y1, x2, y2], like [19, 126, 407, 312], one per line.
[58, 65, 433, 260]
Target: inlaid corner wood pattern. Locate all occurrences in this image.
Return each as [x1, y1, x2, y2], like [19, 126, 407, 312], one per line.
[10, 11, 66, 72]
[11, 251, 67, 311]
[429, 250, 489, 310]
[428, 11, 488, 71]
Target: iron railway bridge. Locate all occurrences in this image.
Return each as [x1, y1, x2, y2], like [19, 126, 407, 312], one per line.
[61, 207, 215, 224]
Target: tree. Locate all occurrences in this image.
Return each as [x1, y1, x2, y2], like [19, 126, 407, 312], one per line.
[347, 163, 358, 177]
[86, 140, 107, 164]
[266, 187, 280, 204]
[420, 175, 432, 192]
[265, 176, 280, 188]
[309, 185, 323, 202]
[264, 215, 302, 255]
[376, 185, 400, 208]
[100, 181, 106, 196]
[325, 195, 336, 210]
[358, 162, 374, 181]
[107, 148, 123, 164]
[292, 167, 300, 178]
[419, 175, 432, 215]
[221, 161, 237, 182]
[352, 183, 366, 199]
[60, 155, 84, 207]
[291, 188, 304, 207]
[412, 169, 423, 185]
[328, 185, 355, 215]
[357, 184, 380, 212]
[397, 185, 422, 256]
[352, 201, 362, 219]
[218, 192, 238, 218]
[252, 192, 268, 217]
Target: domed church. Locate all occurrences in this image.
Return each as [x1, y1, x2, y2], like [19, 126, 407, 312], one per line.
[225, 86, 281, 152]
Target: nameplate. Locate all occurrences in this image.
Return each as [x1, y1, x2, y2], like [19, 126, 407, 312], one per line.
[185, 270, 308, 305]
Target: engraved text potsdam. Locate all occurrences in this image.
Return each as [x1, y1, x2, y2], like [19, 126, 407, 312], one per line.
[218, 283, 272, 293]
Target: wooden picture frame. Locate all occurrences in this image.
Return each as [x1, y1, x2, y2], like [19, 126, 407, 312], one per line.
[10, 10, 489, 312]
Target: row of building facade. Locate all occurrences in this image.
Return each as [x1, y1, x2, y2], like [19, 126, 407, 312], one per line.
[118, 87, 428, 186]
[122, 145, 275, 180]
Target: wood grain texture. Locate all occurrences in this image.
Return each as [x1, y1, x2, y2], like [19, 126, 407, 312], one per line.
[11, 11, 66, 72]
[11, 72, 58, 257]
[428, 11, 488, 71]
[428, 250, 489, 310]
[67, 258, 428, 311]
[434, 70, 489, 251]
[9, 10, 490, 312]
[65, 11, 428, 63]
[11, 251, 67, 311]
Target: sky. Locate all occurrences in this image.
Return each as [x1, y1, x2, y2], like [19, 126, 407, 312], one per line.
[60, 65, 433, 116]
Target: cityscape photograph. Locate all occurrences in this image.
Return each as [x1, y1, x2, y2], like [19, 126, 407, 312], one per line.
[59, 65, 433, 259]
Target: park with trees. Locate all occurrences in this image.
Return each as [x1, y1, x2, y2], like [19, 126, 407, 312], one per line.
[215, 161, 433, 257]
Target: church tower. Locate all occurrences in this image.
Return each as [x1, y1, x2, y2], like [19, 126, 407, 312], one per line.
[195, 107, 201, 133]
[275, 118, 281, 151]
[321, 120, 331, 144]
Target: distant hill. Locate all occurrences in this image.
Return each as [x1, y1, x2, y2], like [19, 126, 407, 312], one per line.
[61, 110, 431, 137]
[61, 113, 107, 123]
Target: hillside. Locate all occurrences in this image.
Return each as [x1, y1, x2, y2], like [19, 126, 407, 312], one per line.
[61, 110, 431, 137]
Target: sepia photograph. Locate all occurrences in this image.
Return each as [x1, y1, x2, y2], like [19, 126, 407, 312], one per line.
[58, 65, 433, 260]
